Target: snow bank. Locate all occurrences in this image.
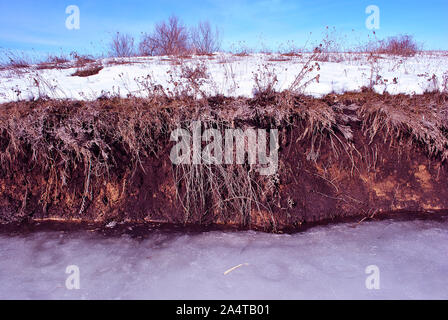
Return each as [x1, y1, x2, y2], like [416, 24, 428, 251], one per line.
[1, 219, 447, 299]
[0, 52, 447, 103]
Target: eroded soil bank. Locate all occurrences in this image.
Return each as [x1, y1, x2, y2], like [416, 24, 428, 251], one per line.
[1, 90, 448, 231]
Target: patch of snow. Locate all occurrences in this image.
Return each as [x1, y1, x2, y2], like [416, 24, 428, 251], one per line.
[0, 52, 447, 104]
[105, 221, 117, 229]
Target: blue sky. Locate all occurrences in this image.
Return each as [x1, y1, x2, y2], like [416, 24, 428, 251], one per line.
[0, 0, 447, 57]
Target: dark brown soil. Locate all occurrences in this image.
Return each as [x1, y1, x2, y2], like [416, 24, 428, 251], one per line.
[1, 91, 448, 232]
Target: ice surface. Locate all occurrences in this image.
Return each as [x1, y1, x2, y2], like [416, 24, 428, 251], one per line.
[0, 219, 447, 300]
[0, 52, 447, 103]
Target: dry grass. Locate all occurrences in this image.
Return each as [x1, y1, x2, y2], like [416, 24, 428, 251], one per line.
[0, 50, 101, 75]
[0, 50, 32, 72]
[442, 71, 448, 93]
[288, 51, 321, 94]
[70, 52, 96, 68]
[0, 87, 337, 226]
[0, 97, 175, 215]
[267, 55, 292, 62]
[0, 90, 447, 225]
[252, 64, 279, 98]
[359, 92, 448, 160]
[172, 120, 273, 226]
[72, 63, 103, 77]
[36, 55, 70, 70]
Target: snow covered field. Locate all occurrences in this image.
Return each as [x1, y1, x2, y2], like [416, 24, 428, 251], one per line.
[0, 52, 447, 104]
[1, 218, 447, 300]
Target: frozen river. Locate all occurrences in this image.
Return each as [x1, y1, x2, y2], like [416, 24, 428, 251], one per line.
[0, 218, 447, 300]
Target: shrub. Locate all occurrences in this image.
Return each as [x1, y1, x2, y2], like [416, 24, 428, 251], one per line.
[374, 34, 420, 57]
[252, 64, 278, 98]
[139, 15, 190, 56]
[109, 32, 135, 57]
[190, 21, 220, 55]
